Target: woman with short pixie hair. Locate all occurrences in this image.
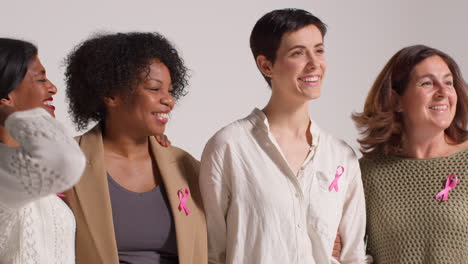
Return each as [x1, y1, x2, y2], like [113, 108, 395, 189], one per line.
[200, 9, 370, 264]
[0, 38, 85, 263]
[64, 32, 207, 264]
[354, 45, 468, 263]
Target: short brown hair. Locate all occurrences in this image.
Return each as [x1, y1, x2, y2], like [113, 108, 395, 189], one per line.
[353, 45, 468, 159]
[250, 8, 327, 87]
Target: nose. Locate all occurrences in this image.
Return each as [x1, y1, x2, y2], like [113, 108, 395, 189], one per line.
[161, 92, 175, 109]
[435, 81, 450, 98]
[306, 53, 319, 69]
[47, 80, 58, 95]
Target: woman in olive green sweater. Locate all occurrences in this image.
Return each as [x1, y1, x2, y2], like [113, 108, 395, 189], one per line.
[353, 45, 468, 263]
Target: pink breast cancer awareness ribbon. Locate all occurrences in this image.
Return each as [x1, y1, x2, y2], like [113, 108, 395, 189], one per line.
[178, 188, 191, 215]
[329, 166, 345, 192]
[435, 173, 458, 201]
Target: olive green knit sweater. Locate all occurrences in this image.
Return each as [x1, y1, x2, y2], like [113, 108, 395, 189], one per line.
[360, 148, 468, 264]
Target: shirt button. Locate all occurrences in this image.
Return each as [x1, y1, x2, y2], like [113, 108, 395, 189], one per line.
[297, 224, 301, 229]
[295, 193, 300, 198]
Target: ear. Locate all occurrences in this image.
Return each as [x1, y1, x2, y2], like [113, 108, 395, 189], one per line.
[0, 96, 14, 107]
[391, 90, 403, 112]
[256, 55, 274, 78]
[103, 95, 120, 108]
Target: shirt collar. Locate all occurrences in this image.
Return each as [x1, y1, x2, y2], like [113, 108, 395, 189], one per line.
[248, 108, 320, 148]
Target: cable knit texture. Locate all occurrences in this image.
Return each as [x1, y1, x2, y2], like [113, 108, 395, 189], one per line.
[0, 108, 86, 264]
[360, 148, 468, 264]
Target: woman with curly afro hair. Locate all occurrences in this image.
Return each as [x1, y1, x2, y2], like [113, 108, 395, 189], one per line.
[62, 32, 207, 264]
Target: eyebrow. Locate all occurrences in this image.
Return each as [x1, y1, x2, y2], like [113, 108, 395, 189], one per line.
[147, 78, 163, 84]
[418, 73, 453, 80]
[33, 70, 46, 76]
[287, 43, 324, 52]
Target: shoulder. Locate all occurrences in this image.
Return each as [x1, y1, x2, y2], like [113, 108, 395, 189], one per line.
[358, 157, 373, 180]
[358, 154, 392, 182]
[318, 127, 358, 161]
[203, 116, 252, 153]
[74, 125, 101, 144]
[166, 145, 199, 166]
[455, 144, 468, 157]
[211, 117, 251, 143]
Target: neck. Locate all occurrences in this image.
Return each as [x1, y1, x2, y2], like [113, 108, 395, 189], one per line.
[262, 93, 310, 138]
[102, 119, 149, 160]
[0, 127, 18, 147]
[403, 129, 457, 159]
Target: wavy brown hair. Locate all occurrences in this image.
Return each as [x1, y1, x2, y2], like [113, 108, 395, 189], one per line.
[353, 45, 468, 159]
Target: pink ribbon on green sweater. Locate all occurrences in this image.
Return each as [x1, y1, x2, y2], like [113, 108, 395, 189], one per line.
[329, 166, 344, 192]
[435, 173, 458, 201]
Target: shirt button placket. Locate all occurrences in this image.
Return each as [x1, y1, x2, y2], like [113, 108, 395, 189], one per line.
[298, 166, 305, 178]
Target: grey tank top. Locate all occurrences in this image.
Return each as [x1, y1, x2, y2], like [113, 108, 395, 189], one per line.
[108, 174, 178, 264]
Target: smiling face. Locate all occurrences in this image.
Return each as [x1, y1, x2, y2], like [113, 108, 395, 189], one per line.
[4, 56, 57, 116]
[107, 59, 175, 137]
[399, 55, 458, 134]
[260, 24, 326, 101]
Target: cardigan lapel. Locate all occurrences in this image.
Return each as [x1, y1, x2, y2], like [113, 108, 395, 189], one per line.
[73, 127, 197, 263]
[75, 126, 119, 263]
[149, 138, 196, 262]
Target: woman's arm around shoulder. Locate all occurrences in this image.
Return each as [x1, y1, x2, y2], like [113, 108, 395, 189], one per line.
[336, 151, 373, 264]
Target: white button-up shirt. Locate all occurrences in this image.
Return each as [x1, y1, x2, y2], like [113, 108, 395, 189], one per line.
[200, 109, 371, 264]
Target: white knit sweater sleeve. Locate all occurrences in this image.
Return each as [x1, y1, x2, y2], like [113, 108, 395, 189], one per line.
[0, 108, 86, 210]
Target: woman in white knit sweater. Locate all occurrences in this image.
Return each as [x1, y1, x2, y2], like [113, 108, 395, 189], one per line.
[0, 38, 85, 263]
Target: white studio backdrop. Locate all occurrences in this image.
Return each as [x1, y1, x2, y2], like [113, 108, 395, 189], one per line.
[2, 0, 467, 159]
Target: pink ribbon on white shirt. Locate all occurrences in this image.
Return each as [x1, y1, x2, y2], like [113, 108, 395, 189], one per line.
[435, 173, 458, 201]
[329, 166, 344, 192]
[178, 188, 191, 215]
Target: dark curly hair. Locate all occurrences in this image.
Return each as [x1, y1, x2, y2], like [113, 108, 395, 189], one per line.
[64, 32, 189, 131]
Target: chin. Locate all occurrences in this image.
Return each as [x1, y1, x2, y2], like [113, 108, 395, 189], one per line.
[43, 107, 55, 117]
[437, 123, 453, 131]
[305, 91, 321, 100]
[432, 117, 455, 129]
[149, 128, 166, 137]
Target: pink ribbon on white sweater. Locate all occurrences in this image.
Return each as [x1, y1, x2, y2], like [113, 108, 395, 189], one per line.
[178, 188, 191, 215]
[435, 173, 458, 201]
[329, 166, 344, 192]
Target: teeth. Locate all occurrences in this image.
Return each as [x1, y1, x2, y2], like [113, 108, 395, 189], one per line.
[156, 113, 169, 119]
[301, 76, 319, 82]
[430, 105, 448, 110]
[43, 101, 53, 106]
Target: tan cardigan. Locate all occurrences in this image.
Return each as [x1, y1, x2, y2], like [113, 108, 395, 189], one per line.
[65, 126, 207, 264]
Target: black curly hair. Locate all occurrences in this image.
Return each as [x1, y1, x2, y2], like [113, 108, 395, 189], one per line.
[64, 32, 189, 131]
